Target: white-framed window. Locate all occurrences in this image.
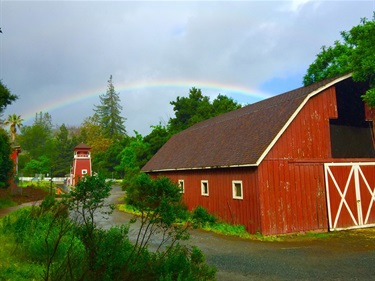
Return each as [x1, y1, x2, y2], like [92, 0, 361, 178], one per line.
[201, 180, 209, 196]
[178, 180, 184, 193]
[232, 180, 243, 199]
[82, 169, 88, 175]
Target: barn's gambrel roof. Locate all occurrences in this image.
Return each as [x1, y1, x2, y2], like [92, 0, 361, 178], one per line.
[142, 74, 352, 172]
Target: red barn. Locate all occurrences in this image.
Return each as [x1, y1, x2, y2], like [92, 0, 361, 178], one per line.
[142, 74, 375, 235]
[71, 143, 92, 186]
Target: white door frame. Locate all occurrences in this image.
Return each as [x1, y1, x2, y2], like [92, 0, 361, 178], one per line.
[324, 162, 375, 231]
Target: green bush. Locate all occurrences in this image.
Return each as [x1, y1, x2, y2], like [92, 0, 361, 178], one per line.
[2, 203, 85, 280]
[191, 206, 218, 228]
[154, 245, 217, 281]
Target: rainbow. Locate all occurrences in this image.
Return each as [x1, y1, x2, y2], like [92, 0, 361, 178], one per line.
[20, 79, 272, 124]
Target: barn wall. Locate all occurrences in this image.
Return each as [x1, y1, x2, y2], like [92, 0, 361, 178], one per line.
[156, 167, 262, 234]
[258, 86, 338, 235]
[258, 160, 327, 235]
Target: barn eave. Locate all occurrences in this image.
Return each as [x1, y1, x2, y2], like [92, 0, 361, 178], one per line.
[143, 162, 259, 173]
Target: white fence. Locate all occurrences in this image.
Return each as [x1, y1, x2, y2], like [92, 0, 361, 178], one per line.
[19, 177, 67, 182]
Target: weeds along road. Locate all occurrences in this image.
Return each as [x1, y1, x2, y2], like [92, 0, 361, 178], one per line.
[100, 185, 375, 281]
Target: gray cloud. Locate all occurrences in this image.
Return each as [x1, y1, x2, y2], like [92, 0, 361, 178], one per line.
[1, 1, 373, 135]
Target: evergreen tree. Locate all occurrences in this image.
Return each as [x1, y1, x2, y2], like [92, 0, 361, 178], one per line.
[34, 111, 53, 132]
[94, 75, 126, 140]
[54, 124, 75, 176]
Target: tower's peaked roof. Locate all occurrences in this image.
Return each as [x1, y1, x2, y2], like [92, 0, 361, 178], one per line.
[74, 143, 91, 150]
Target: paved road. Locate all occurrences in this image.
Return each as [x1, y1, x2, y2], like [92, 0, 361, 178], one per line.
[2, 185, 375, 280]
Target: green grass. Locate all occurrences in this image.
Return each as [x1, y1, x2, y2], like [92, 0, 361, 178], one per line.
[116, 203, 142, 216]
[0, 198, 17, 210]
[0, 222, 44, 280]
[18, 180, 50, 189]
[201, 222, 251, 238]
[116, 203, 338, 242]
[117, 202, 255, 239]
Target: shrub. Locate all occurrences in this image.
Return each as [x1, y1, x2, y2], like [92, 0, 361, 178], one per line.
[154, 245, 217, 281]
[191, 206, 218, 228]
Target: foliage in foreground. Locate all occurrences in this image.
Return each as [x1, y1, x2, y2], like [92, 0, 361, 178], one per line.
[0, 175, 216, 281]
[0, 127, 14, 188]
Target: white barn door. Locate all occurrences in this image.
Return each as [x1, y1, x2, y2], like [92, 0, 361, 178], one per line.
[324, 162, 375, 231]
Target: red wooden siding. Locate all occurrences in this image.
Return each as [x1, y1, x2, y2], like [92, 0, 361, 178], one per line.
[158, 168, 262, 234]
[258, 161, 326, 234]
[258, 87, 337, 235]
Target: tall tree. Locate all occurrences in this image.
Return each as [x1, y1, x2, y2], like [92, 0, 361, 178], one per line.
[79, 114, 113, 156]
[34, 111, 53, 133]
[0, 82, 17, 187]
[94, 75, 126, 140]
[54, 124, 75, 176]
[168, 87, 242, 134]
[0, 80, 17, 121]
[4, 113, 23, 142]
[18, 121, 54, 160]
[143, 123, 171, 157]
[0, 127, 14, 188]
[117, 132, 149, 187]
[169, 87, 210, 133]
[303, 14, 375, 105]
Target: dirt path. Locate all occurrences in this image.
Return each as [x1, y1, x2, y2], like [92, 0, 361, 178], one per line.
[2, 185, 375, 280]
[0, 200, 42, 218]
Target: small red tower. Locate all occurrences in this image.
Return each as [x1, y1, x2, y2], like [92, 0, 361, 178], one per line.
[71, 143, 92, 186]
[10, 146, 22, 175]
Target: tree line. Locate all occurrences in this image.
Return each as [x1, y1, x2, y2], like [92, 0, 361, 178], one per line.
[2, 76, 242, 181]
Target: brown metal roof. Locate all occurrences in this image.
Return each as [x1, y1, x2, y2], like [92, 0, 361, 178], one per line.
[142, 75, 350, 172]
[74, 143, 91, 149]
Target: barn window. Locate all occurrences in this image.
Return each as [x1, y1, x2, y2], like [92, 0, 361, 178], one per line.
[232, 181, 243, 199]
[329, 79, 375, 158]
[82, 169, 87, 175]
[178, 180, 184, 193]
[201, 180, 209, 196]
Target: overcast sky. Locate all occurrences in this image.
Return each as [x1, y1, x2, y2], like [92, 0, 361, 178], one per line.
[1, 0, 374, 136]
